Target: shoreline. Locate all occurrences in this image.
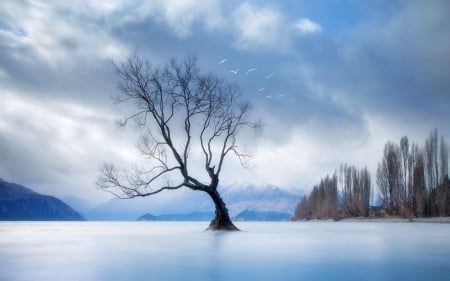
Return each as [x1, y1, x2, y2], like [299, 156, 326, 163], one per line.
[332, 217, 450, 224]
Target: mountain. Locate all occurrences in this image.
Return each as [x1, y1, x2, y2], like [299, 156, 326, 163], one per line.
[61, 195, 97, 216]
[86, 191, 206, 221]
[87, 184, 302, 221]
[137, 213, 159, 221]
[137, 210, 292, 222]
[0, 179, 84, 221]
[137, 212, 214, 221]
[234, 210, 292, 221]
[220, 185, 301, 215]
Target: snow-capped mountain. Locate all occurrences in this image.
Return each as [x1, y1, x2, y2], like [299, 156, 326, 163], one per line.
[219, 184, 301, 215]
[86, 184, 303, 221]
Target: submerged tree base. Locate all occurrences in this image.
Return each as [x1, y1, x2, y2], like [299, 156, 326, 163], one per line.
[206, 221, 240, 231]
[206, 215, 240, 231]
[205, 189, 240, 231]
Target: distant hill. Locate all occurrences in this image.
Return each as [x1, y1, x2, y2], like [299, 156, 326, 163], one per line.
[137, 213, 159, 221]
[137, 210, 291, 222]
[234, 210, 292, 221]
[137, 212, 214, 221]
[87, 184, 302, 221]
[61, 195, 97, 216]
[0, 178, 84, 221]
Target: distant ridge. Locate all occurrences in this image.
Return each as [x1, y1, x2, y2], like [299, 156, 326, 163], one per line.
[0, 179, 85, 221]
[89, 184, 303, 221]
[137, 210, 292, 222]
[137, 212, 214, 221]
[234, 210, 292, 221]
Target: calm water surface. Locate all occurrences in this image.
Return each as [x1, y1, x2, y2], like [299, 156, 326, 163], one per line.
[0, 221, 449, 281]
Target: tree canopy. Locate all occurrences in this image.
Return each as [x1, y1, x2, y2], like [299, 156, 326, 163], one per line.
[97, 55, 261, 230]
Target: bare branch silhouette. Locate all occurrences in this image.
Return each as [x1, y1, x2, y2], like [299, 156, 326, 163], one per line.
[97, 55, 262, 230]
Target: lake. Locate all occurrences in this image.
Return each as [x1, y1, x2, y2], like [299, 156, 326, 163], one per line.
[0, 221, 449, 281]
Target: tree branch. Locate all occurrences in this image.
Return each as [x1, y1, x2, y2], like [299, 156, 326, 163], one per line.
[99, 54, 262, 199]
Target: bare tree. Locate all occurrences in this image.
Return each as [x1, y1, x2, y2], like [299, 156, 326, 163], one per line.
[377, 141, 402, 215]
[412, 146, 426, 217]
[376, 161, 390, 211]
[408, 142, 422, 216]
[424, 129, 447, 216]
[97, 55, 261, 230]
[295, 164, 370, 220]
[359, 167, 371, 217]
[438, 136, 449, 215]
[400, 136, 410, 212]
[439, 136, 449, 184]
[340, 164, 371, 217]
[294, 195, 311, 220]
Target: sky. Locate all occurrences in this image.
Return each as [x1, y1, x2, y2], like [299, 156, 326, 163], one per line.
[0, 0, 449, 204]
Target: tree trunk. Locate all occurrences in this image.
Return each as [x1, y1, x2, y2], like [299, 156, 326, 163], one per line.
[206, 189, 239, 231]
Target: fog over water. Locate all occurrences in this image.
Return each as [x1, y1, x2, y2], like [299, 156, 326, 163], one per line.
[0, 222, 449, 281]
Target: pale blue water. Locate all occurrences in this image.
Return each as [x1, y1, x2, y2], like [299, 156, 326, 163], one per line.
[0, 221, 449, 281]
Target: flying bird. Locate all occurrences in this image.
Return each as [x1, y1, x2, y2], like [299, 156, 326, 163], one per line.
[258, 88, 265, 92]
[264, 72, 274, 79]
[266, 94, 272, 99]
[229, 68, 239, 74]
[277, 93, 285, 99]
[218, 58, 228, 64]
[245, 68, 257, 75]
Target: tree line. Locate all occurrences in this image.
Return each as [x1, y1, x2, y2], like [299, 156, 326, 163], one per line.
[294, 129, 449, 220]
[377, 129, 449, 217]
[294, 165, 371, 220]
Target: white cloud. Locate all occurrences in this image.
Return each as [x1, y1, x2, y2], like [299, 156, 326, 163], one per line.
[0, 1, 321, 59]
[0, 92, 139, 201]
[243, 116, 385, 191]
[293, 18, 322, 35]
[231, 3, 322, 51]
[0, 0, 128, 66]
[89, 0, 226, 38]
[157, 0, 225, 37]
[232, 2, 285, 50]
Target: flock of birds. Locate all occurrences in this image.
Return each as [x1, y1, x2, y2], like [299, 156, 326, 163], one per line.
[217, 58, 297, 103]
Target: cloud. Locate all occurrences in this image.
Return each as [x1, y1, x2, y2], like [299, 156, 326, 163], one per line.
[221, 116, 375, 189]
[232, 2, 285, 50]
[0, 1, 127, 66]
[0, 92, 138, 200]
[294, 0, 450, 129]
[155, 0, 225, 37]
[90, 0, 226, 38]
[273, 1, 450, 186]
[0, 0, 449, 202]
[230, 3, 322, 51]
[362, 1, 450, 104]
[293, 18, 322, 35]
